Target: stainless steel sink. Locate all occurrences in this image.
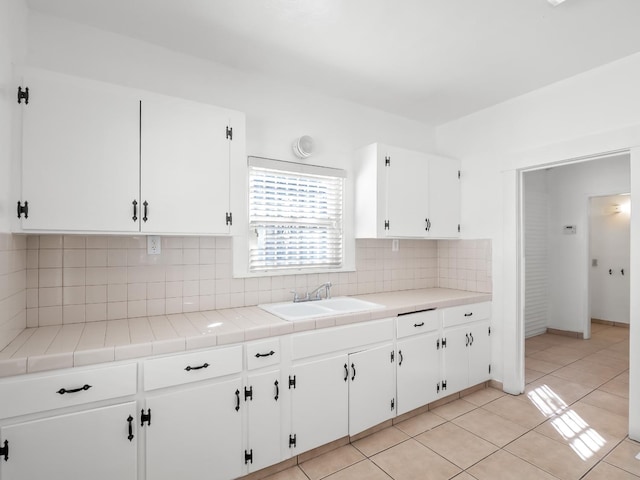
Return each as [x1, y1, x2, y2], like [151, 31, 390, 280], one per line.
[258, 297, 384, 321]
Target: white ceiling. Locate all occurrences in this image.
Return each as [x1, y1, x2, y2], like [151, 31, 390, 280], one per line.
[25, 0, 640, 126]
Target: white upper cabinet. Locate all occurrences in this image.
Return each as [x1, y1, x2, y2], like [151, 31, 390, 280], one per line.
[18, 68, 141, 232]
[140, 93, 243, 235]
[354, 143, 460, 239]
[15, 68, 245, 235]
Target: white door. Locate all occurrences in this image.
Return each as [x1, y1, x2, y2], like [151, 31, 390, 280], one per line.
[0, 402, 137, 480]
[468, 322, 492, 386]
[348, 344, 395, 435]
[20, 69, 140, 232]
[427, 155, 461, 238]
[290, 355, 348, 454]
[145, 378, 242, 480]
[384, 146, 429, 237]
[246, 370, 282, 472]
[442, 325, 469, 395]
[396, 332, 441, 415]
[140, 94, 231, 234]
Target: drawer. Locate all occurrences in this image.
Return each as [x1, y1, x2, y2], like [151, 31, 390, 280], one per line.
[396, 309, 439, 338]
[0, 363, 137, 419]
[292, 318, 394, 360]
[246, 338, 280, 370]
[143, 345, 242, 391]
[441, 302, 491, 328]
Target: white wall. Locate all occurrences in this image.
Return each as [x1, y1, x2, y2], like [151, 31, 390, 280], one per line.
[589, 194, 630, 324]
[436, 52, 640, 435]
[546, 156, 629, 334]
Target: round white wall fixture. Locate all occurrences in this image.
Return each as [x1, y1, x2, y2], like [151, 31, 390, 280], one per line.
[292, 135, 314, 158]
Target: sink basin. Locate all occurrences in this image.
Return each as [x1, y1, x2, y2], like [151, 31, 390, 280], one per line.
[259, 297, 384, 321]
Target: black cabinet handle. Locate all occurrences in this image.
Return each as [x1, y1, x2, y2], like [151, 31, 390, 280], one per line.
[57, 384, 92, 395]
[185, 363, 209, 371]
[465, 333, 470, 347]
[464, 312, 473, 317]
[399, 350, 404, 366]
[470, 333, 474, 346]
[132, 200, 138, 222]
[274, 380, 279, 401]
[235, 389, 240, 412]
[127, 415, 134, 442]
[414, 322, 425, 328]
[351, 363, 356, 381]
[143, 201, 148, 222]
[344, 363, 349, 382]
[255, 350, 275, 358]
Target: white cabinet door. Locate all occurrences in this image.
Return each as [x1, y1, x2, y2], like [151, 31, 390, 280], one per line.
[427, 154, 460, 238]
[396, 332, 441, 415]
[140, 94, 232, 234]
[0, 402, 137, 480]
[20, 69, 140, 232]
[384, 146, 429, 237]
[246, 370, 283, 472]
[145, 378, 243, 480]
[290, 355, 348, 454]
[348, 344, 396, 435]
[468, 321, 492, 386]
[442, 325, 469, 395]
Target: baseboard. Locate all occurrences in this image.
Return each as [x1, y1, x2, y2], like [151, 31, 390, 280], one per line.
[546, 328, 584, 339]
[592, 318, 630, 328]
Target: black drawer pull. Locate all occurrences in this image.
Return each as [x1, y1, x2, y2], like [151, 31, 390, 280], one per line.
[274, 380, 279, 401]
[399, 350, 404, 366]
[235, 389, 240, 411]
[143, 201, 149, 222]
[414, 322, 425, 327]
[185, 363, 209, 371]
[57, 384, 92, 395]
[132, 200, 138, 222]
[464, 312, 473, 317]
[351, 363, 356, 381]
[344, 363, 349, 382]
[127, 415, 134, 442]
[469, 333, 474, 346]
[255, 350, 275, 358]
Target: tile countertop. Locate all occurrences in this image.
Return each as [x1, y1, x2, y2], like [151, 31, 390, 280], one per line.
[0, 288, 491, 378]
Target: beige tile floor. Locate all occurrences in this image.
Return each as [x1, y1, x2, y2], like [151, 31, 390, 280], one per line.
[264, 323, 638, 480]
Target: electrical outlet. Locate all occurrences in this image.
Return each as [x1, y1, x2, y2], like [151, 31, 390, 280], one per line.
[392, 239, 399, 252]
[147, 236, 161, 255]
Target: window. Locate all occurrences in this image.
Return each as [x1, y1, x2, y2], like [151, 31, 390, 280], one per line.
[248, 157, 345, 272]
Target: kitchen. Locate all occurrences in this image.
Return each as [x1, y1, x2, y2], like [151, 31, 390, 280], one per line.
[1, 1, 640, 479]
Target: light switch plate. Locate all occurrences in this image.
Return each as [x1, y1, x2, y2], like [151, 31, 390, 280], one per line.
[147, 236, 161, 255]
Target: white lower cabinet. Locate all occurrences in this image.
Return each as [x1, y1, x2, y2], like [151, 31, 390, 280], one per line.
[290, 355, 349, 454]
[245, 369, 283, 473]
[348, 344, 396, 435]
[396, 332, 441, 415]
[0, 402, 137, 480]
[442, 321, 491, 395]
[144, 378, 243, 480]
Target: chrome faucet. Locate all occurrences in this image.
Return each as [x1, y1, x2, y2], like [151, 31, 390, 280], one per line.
[290, 281, 332, 303]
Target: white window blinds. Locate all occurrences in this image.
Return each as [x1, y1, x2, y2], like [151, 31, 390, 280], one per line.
[248, 157, 345, 272]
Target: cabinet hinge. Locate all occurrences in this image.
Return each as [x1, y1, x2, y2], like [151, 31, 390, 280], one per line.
[140, 409, 151, 427]
[244, 449, 253, 464]
[457, 170, 461, 180]
[16, 201, 28, 219]
[391, 398, 395, 411]
[384, 220, 390, 230]
[289, 375, 296, 389]
[442, 338, 447, 348]
[17, 86, 29, 105]
[289, 434, 297, 448]
[0, 439, 8, 461]
[385, 156, 391, 167]
[390, 351, 394, 363]
[226, 126, 233, 140]
[225, 212, 233, 226]
[457, 224, 460, 233]
[442, 380, 447, 391]
[244, 386, 253, 401]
